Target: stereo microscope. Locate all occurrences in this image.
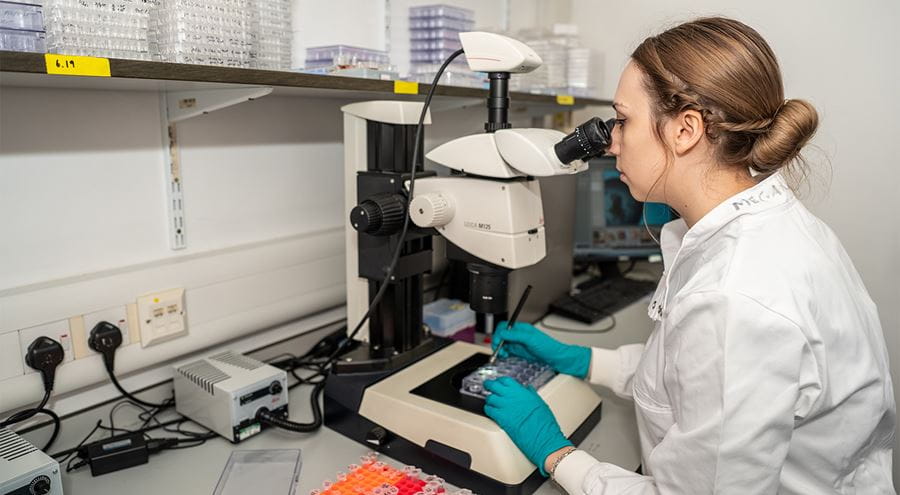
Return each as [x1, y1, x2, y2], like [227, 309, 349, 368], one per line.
[324, 32, 615, 494]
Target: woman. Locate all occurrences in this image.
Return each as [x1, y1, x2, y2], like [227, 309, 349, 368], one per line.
[484, 17, 896, 493]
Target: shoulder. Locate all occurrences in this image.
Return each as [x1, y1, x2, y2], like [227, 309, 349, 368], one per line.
[675, 202, 837, 314]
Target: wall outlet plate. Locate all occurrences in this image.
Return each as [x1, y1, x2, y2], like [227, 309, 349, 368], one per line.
[18, 319, 74, 374]
[137, 288, 187, 347]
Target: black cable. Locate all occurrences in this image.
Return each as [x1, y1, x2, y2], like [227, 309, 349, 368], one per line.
[255, 380, 326, 433]
[90, 321, 174, 410]
[0, 389, 51, 428]
[105, 365, 173, 410]
[57, 419, 102, 464]
[21, 408, 60, 452]
[50, 418, 185, 460]
[325, 48, 466, 367]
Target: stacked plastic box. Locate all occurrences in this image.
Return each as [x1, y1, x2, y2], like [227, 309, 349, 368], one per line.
[151, 0, 253, 67]
[512, 24, 595, 97]
[305, 44, 390, 70]
[407, 4, 483, 88]
[566, 46, 591, 96]
[303, 44, 397, 79]
[0, 1, 45, 52]
[249, 0, 290, 70]
[42, 0, 153, 59]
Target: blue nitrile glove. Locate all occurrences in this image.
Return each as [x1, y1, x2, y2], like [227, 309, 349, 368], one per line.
[492, 321, 591, 378]
[484, 376, 573, 476]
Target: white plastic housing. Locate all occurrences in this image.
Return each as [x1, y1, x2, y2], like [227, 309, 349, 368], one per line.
[358, 342, 602, 484]
[426, 129, 588, 178]
[426, 133, 524, 179]
[409, 176, 545, 269]
[495, 128, 589, 176]
[459, 31, 542, 73]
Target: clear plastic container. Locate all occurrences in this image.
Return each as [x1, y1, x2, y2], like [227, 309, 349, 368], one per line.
[460, 357, 556, 399]
[0, 1, 43, 31]
[409, 28, 463, 41]
[43, 0, 153, 59]
[409, 49, 465, 63]
[408, 4, 473, 22]
[423, 299, 475, 340]
[0, 26, 44, 51]
[410, 38, 460, 51]
[409, 17, 473, 32]
[213, 449, 302, 495]
[305, 44, 390, 69]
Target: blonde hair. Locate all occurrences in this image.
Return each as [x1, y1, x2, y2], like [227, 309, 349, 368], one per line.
[631, 17, 818, 178]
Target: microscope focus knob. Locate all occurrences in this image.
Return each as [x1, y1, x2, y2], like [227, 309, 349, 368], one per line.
[410, 193, 454, 228]
[350, 193, 405, 236]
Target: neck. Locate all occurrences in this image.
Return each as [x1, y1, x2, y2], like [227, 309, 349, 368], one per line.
[671, 165, 757, 228]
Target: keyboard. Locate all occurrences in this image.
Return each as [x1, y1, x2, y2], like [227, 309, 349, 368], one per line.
[549, 277, 658, 324]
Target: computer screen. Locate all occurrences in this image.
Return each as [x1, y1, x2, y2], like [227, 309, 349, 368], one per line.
[573, 156, 674, 260]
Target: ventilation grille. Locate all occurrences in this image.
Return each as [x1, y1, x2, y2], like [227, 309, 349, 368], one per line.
[177, 360, 230, 395]
[209, 351, 264, 371]
[0, 428, 36, 462]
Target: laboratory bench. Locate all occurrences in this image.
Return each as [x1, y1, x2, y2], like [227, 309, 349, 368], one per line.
[54, 268, 659, 495]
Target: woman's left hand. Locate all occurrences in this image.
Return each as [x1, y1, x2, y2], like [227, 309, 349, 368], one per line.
[484, 376, 573, 475]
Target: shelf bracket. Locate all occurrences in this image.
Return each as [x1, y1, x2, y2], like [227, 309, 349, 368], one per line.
[159, 86, 273, 250]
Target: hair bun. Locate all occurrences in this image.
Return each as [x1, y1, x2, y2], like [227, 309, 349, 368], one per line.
[749, 98, 819, 173]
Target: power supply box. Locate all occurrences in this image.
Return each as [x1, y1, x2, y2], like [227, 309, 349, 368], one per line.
[0, 428, 62, 495]
[173, 350, 289, 443]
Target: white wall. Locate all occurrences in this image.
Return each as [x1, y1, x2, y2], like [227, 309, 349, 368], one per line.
[0, 75, 538, 416]
[570, 0, 900, 484]
[0, 88, 351, 413]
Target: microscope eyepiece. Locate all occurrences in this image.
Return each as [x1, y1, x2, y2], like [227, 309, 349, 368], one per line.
[553, 117, 616, 164]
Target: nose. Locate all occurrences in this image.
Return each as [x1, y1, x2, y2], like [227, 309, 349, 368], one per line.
[607, 121, 621, 157]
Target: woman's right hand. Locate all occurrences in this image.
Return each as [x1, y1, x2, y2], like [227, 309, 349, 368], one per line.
[492, 321, 592, 378]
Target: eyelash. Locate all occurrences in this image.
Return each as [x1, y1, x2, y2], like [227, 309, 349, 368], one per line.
[615, 118, 627, 128]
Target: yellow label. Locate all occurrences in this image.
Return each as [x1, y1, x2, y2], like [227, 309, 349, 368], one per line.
[556, 94, 575, 106]
[45, 54, 111, 77]
[393, 80, 419, 95]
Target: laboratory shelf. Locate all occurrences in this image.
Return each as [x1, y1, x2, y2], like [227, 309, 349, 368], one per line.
[0, 50, 612, 109]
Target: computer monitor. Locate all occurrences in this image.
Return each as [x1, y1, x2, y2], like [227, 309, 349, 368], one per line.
[573, 156, 674, 261]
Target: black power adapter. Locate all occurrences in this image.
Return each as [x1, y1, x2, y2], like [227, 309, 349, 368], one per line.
[77, 431, 180, 476]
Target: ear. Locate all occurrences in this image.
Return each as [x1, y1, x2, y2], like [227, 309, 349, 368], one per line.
[668, 109, 705, 155]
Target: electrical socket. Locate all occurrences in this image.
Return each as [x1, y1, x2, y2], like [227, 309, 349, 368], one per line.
[82, 306, 132, 356]
[136, 288, 187, 347]
[17, 319, 73, 374]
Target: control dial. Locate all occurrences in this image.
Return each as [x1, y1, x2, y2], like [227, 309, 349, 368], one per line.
[30, 476, 51, 495]
[409, 193, 454, 228]
[269, 380, 283, 396]
[350, 193, 406, 236]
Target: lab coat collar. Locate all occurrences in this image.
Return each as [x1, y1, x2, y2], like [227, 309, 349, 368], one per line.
[648, 172, 795, 321]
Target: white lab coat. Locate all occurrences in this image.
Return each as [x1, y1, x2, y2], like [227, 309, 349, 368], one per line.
[554, 172, 896, 494]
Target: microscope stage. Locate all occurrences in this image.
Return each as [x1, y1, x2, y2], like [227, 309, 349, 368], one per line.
[357, 341, 602, 485]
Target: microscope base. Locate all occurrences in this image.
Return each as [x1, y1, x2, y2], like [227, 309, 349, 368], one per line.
[324, 342, 603, 495]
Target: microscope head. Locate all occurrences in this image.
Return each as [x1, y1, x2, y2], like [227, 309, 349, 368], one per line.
[459, 32, 542, 74]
